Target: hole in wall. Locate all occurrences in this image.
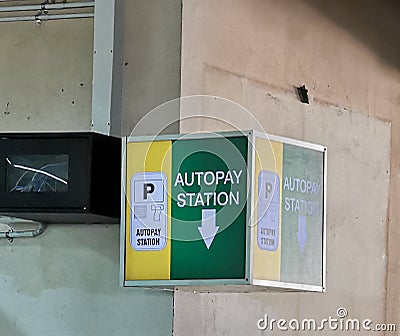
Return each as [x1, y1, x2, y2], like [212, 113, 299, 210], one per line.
[295, 85, 309, 104]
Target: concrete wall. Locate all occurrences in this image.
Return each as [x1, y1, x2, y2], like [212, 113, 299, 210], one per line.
[121, 0, 182, 136]
[0, 0, 182, 334]
[0, 20, 93, 132]
[176, 0, 399, 334]
[0, 226, 172, 336]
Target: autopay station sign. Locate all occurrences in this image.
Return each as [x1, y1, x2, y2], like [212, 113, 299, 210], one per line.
[121, 131, 326, 291]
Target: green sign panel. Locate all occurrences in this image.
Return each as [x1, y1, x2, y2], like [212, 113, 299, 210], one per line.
[170, 137, 248, 279]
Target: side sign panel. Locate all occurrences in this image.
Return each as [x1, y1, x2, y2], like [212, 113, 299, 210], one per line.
[253, 140, 324, 286]
[280, 144, 324, 286]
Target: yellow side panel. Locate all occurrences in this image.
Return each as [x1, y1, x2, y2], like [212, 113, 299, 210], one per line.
[125, 141, 172, 280]
[253, 139, 283, 281]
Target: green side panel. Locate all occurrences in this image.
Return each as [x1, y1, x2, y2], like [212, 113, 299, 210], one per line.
[280, 144, 324, 285]
[170, 136, 248, 280]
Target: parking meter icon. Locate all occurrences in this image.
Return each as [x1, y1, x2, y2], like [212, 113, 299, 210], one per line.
[130, 172, 168, 251]
[257, 171, 280, 251]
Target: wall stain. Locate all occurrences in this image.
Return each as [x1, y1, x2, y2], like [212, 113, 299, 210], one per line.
[3, 102, 10, 115]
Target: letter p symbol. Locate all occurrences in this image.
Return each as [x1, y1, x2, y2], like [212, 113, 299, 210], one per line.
[266, 182, 273, 200]
[143, 183, 155, 200]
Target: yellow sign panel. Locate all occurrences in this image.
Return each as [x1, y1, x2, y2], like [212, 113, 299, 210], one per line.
[253, 139, 283, 281]
[125, 141, 172, 280]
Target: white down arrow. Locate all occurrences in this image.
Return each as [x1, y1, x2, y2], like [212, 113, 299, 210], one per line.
[198, 209, 219, 249]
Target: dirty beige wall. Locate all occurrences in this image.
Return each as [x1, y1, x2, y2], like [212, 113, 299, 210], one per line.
[0, 20, 93, 131]
[0, 0, 182, 334]
[177, 0, 399, 335]
[121, 0, 182, 136]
